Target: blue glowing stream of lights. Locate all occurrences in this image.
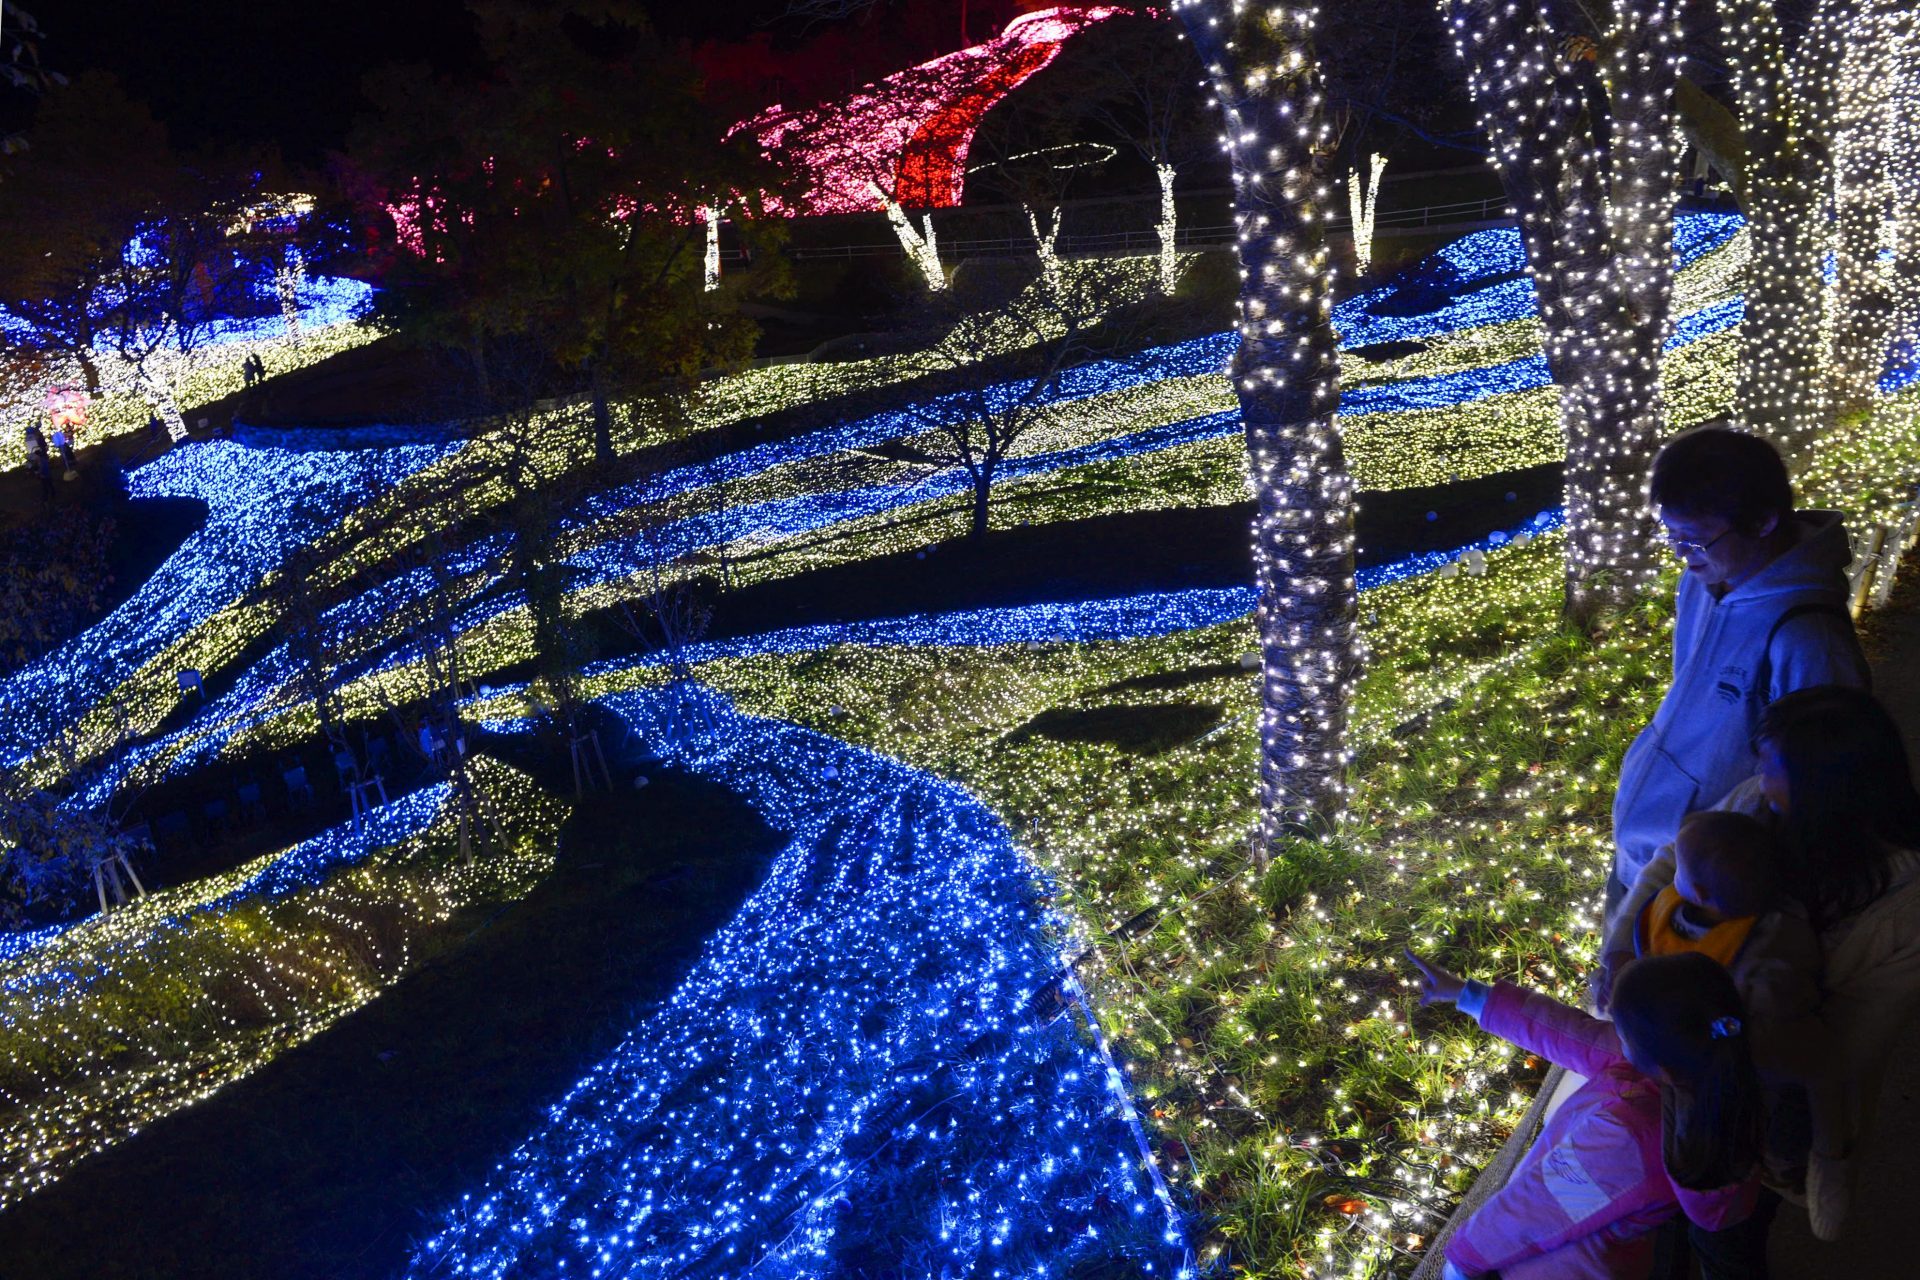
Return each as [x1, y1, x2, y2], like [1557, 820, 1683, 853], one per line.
[569, 214, 1741, 584]
[125, 496, 1558, 858]
[570, 510, 1565, 678]
[0, 439, 461, 769]
[0, 214, 1727, 964]
[1, 212, 1743, 777]
[408, 685, 1192, 1280]
[65, 534, 514, 814]
[1332, 210, 1741, 349]
[58, 499, 1566, 922]
[567, 408, 1241, 589]
[1337, 293, 1744, 416]
[559, 216, 1724, 588]
[575, 214, 1741, 535]
[0, 212, 1704, 1254]
[0, 274, 372, 348]
[211, 274, 374, 344]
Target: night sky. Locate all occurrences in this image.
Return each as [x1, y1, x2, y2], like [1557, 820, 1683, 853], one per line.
[39, 0, 806, 165]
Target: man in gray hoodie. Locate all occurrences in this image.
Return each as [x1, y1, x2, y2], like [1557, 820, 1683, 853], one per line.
[1608, 425, 1870, 919]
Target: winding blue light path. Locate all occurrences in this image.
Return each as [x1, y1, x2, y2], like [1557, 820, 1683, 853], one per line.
[0, 212, 1738, 1264]
[0, 439, 461, 769]
[410, 685, 1190, 1280]
[3, 213, 1746, 780]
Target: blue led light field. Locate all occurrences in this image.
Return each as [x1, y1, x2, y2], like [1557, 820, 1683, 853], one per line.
[0, 210, 1766, 1279]
[410, 685, 1191, 1280]
[0, 438, 461, 769]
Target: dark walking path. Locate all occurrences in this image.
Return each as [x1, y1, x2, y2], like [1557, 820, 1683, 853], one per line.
[0, 763, 781, 1280]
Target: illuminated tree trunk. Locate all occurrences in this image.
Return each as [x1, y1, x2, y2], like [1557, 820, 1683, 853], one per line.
[1025, 205, 1063, 291]
[276, 245, 306, 347]
[1174, 2, 1356, 843]
[1346, 153, 1386, 275]
[1826, 2, 1903, 415]
[872, 184, 946, 291]
[1155, 162, 1179, 293]
[135, 363, 190, 443]
[1886, 16, 1920, 374]
[1717, 0, 1841, 450]
[1446, 0, 1675, 619]
[701, 204, 722, 292]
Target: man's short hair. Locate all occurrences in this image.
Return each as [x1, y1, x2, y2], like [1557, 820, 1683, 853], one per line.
[1649, 424, 1794, 535]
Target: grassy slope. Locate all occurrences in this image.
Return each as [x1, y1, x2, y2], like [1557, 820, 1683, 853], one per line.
[0, 768, 781, 1280]
[12, 227, 1919, 1275]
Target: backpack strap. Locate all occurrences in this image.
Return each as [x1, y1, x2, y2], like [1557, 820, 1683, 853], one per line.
[1754, 601, 1858, 702]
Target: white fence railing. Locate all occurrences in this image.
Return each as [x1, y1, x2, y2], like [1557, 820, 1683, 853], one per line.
[720, 194, 1515, 265]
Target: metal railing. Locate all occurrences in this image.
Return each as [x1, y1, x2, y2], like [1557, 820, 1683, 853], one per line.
[720, 194, 1515, 265]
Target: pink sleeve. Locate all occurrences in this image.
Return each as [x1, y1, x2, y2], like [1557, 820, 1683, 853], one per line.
[1478, 981, 1630, 1080]
[1444, 1097, 1665, 1274]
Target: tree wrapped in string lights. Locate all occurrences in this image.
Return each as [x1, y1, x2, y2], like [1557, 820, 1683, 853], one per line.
[1347, 151, 1386, 276]
[1709, 0, 1844, 447]
[1678, 0, 1920, 431]
[1823, 0, 1920, 415]
[102, 194, 251, 444]
[1881, 9, 1920, 382]
[1699, 0, 1910, 434]
[1444, 0, 1681, 618]
[1170, 2, 1357, 842]
[1067, 11, 1220, 294]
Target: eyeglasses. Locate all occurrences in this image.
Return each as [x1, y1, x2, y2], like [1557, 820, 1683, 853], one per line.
[1659, 526, 1734, 556]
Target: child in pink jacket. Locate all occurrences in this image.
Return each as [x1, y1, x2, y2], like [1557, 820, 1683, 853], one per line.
[1406, 949, 1762, 1279]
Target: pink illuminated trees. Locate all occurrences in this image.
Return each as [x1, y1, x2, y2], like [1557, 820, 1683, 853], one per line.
[741, 8, 1132, 216]
[735, 9, 1131, 291]
[1170, 2, 1357, 845]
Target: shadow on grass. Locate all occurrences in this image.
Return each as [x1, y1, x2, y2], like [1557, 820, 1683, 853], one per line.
[0, 766, 782, 1280]
[1007, 701, 1224, 755]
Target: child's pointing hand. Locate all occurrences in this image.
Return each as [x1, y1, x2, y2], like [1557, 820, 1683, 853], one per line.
[1404, 947, 1466, 1007]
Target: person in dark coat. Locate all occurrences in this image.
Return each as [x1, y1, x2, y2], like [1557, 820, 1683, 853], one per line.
[32, 446, 55, 500]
